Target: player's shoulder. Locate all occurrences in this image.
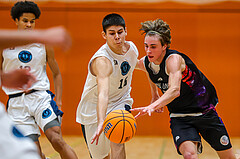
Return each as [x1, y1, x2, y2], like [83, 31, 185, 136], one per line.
[127, 41, 137, 49]
[93, 44, 110, 58]
[126, 41, 139, 57]
[90, 44, 112, 65]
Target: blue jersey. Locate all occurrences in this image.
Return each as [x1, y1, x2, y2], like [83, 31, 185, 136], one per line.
[144, 49, 218, 114]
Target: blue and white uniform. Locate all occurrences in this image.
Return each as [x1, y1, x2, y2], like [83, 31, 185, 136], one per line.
[76, 41, 138, 159]
[2, 43, 62, 137]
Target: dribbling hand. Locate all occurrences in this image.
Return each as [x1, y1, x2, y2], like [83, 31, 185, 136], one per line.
[91, 121, 104, 145]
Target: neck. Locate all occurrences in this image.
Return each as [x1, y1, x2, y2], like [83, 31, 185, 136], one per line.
[154, 50, 166, 65]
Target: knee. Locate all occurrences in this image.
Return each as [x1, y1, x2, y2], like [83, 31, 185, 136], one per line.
[182, 151, 197, 159]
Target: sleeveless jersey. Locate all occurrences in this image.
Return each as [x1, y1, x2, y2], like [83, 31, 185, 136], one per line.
[76, 41, 139, 125]
[2, 43, 50, 95]
[144, 49, 218, 114]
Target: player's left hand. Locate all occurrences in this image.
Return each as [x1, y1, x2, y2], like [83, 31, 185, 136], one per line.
[91, 121, 104, 145]
[1, 69, 36, 90]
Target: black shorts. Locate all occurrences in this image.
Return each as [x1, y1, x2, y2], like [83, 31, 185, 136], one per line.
[170, 109, 232, 155]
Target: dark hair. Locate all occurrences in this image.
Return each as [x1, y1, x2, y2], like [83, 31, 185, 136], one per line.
[102, 13, 125, 33]
[11, 1, 41, 21]
[140, 19, 171, 48]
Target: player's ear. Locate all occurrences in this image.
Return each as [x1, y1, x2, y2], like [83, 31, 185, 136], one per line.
[101, 31, 106, 39]
[125, 27, 127, 36]
[15, 19, 19, 26]
[163, 44, 167, 50]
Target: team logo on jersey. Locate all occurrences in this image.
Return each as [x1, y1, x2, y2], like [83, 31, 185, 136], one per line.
[220, 135, 229, 146]
[175, 136, 180, 142]
[18, 50, 32, 63]
[158, 77, 163, 81]
[12, 126, 25, 138]
[42, 108, 52, 119]
[114, 60, 118, 65]
[120, 61, 131, 76]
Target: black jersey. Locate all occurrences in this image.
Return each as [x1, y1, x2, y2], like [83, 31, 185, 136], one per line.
[144, 49, 218, 114]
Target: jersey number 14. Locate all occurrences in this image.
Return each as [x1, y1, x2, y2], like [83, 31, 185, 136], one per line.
[118, 76, 128, 89]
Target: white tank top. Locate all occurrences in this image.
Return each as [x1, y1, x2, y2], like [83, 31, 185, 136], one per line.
[2, 43, 50, 95]
[76, 41, 139, 125]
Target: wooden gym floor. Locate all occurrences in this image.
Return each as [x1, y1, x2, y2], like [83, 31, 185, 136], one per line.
[39, 136, 240, 159]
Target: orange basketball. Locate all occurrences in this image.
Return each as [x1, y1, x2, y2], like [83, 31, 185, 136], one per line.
[103, 109, 137, 144]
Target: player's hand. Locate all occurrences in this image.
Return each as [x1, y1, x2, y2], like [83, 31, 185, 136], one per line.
[130, 106, 155, 119]
[56, 98, 62, 110]
[1, 69, 36, 90]
[40, 26, 72, 51]
[155, 107, 164, 113]
[91, 121, 104, 145]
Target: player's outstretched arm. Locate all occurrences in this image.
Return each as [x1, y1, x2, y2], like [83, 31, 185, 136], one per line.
[0, 26, 71, 51]
[90, 57, 113, 145]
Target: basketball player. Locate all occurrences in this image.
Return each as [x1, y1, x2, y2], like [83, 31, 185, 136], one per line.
[0, 1, 78, 159]
[131, 19, 236, 159]
[76, 13, 138, 159]
[0, 25, 71, 159]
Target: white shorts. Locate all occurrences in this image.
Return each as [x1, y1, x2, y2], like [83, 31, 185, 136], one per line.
[0, 103, 40, 159]
[82, 103, 131, 159]
[83, 123, 110, 159]
[7, 90, 59, 136]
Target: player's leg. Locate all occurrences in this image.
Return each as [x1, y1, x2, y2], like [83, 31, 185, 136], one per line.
[217, 148, 236, 159]
[110, 142, 126, 159]
[7, 96, 44, 158]
[179, 141, 199, 159]
[199, 110, 236, 159]
[44, 124, 78, 159]
[82, 123, 110, 159]
[27, 134, 46, 159]
[34, 91, 77, 159]
[107, 103, 131, 159]
[170, 117, 202, 159]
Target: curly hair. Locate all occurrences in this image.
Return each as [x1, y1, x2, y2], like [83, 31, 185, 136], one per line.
[11, 1, 41, 21]
[140, 19, 171, 48]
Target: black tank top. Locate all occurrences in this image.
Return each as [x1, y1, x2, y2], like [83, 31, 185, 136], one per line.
[144, 49, 218, 114]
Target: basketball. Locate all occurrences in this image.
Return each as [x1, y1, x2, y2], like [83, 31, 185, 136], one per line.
[103, 109, 137, 144]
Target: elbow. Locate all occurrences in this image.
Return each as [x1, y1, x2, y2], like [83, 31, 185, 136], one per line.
[172, 87, 180, 98]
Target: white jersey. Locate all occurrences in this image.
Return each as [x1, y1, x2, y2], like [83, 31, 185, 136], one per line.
[2, 43, 50, 95]
[76, 41, 139, 125]
[0, 103, 40, 159]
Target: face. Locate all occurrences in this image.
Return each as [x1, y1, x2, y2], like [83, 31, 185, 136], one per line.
[15, 13, 36, 30]
[144, 35, 167, 64]
[102, 25, 127, 53]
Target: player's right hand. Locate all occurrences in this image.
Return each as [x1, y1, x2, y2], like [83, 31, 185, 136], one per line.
[91, 121, 104, 145]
